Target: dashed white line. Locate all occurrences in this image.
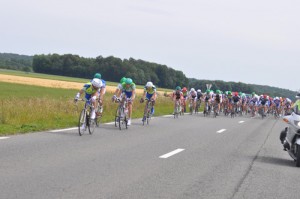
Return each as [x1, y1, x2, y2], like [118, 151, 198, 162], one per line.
[0, 137, 10, 140]
[159, 148, 185, 159]
[217, 129, 226, 133]
[239, 121, 245, 124]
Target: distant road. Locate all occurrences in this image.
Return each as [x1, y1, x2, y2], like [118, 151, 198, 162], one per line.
[1, 114, 300, 199]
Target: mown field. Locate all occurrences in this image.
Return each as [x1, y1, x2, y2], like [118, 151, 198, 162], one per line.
[0, 81, 175, 136]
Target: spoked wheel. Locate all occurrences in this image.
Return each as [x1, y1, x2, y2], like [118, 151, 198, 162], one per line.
[78, 109, 86, 136]
[95, 114, 102, 127]
[88, 118, 96, 134]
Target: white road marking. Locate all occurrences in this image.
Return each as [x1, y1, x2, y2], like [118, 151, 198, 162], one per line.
[49, 128, 77, 132]
[0, 137, 10, 140]
[105, 122, 115, 125]
[162, 115, 173, 117]
[217, 129, 226, 133]
[159, 148, 185, 159]
[239, 121, 245, 124]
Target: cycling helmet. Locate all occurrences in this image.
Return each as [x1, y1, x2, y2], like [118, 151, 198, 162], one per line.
[234, 92, 238, 96]
[182, 87, 187, 92]
[190, 88, 195, 92]
[94, 73, 101, 79]
[228, 91, 232, 95]
[176, 86, 181, 90]
[252, 92, 256, 95]
[216, 90, 220, 94]
[91, 78, 102, 88]
[120, 77, 127, 84]
[125, 78, 133, 84]
[146, 81, 153, 87]
[296, 93, 300, 99]
[206, 89, 210, 94]
[197, 89, 201, 93]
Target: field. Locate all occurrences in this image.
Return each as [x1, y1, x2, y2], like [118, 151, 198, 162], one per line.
[0, 80, 174, 135]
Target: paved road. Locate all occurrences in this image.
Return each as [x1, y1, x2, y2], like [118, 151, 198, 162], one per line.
[1, 114, 300, 199]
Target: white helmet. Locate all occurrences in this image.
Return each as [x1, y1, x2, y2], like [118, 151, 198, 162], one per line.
[146, 81, 153, 87]
[91, 78, 102, 88]
[296, 93, 300, 99]
[274, 97, 279, 100]
[190, 88, 195, 92]
[197, 89, 201, 93]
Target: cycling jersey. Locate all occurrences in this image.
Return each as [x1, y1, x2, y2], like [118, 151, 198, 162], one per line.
[121, 82, 136, 98]
[232, 96, 240, 103]
[189, 91, 197, 99]
[215, 94, 221, 103]
[173, 90, 183, 100]
[82, 82, 100, 99]
[144, 86, 157, 100]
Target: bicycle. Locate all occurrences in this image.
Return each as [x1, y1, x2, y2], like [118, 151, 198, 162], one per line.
[76, 99, 96, 136]
[142, 98, 154, 125]
[114, 97, 128, 130]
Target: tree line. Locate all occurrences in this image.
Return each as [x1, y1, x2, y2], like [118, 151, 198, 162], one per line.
[32, 54, 189, 88]
[0, 53, 296, 99]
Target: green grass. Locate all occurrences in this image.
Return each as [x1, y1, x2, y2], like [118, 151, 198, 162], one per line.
[0, 82, 175, 135]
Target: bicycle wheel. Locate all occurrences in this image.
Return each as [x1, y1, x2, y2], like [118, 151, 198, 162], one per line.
[114, 108, 119, 127]
[78, 109, 86, 136]
[88, 117, 96, 134]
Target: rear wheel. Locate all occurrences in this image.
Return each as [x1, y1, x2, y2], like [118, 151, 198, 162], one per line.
[78, 109, 86, 136]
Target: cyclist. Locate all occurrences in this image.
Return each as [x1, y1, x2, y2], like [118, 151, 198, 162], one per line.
[187, 88, 197, 112]
[112, 77, 127, 101]
[93, 73, 106, 115]
[120, 78, 136, 125]
[291, 93, 300, 113]
[203, 89, 212, 114]
[74, 78, 103, 126]
[232, 92, 241, 114]
[258, 94, 268, 116]
[213, 90, 222, 115]
[182, 87, 188, 112]
[195, 89, 203, 112]
[172, 86, 184, 114]
[273, 97, 281, 116]
[140, 81, 157, 118]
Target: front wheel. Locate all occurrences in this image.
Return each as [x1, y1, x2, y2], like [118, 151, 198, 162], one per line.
[78, 109, 86, 136]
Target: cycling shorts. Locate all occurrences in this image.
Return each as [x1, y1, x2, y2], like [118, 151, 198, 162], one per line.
[146, 93, 154, 100]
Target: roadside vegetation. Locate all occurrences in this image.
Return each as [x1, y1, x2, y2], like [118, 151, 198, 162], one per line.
[0, 81, 174, 136]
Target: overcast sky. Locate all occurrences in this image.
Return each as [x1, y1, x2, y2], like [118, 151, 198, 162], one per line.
[1, 0, 299, 91]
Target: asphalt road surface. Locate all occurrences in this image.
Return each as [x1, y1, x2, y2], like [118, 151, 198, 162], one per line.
[1, 113, 300, 199]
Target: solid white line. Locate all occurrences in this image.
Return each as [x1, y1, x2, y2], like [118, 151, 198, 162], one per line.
[0, 137, 10, 140]
[49, 128, 77, 132]
[162, 115, 173, 117]
[217, 129, 226, 133]
[159, 148, 185, 159]
[239, 121, 245, 124]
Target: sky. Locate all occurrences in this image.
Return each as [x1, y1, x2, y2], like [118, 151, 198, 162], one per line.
[0, 0, 299, 91]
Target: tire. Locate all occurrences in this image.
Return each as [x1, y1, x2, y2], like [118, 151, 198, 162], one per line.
[296, 144, 300, 167]
[78, 109, 86, 136]
[88, 118, 96, 134]
[114, 108, 119, 127]
[143, 116, 146, 126]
